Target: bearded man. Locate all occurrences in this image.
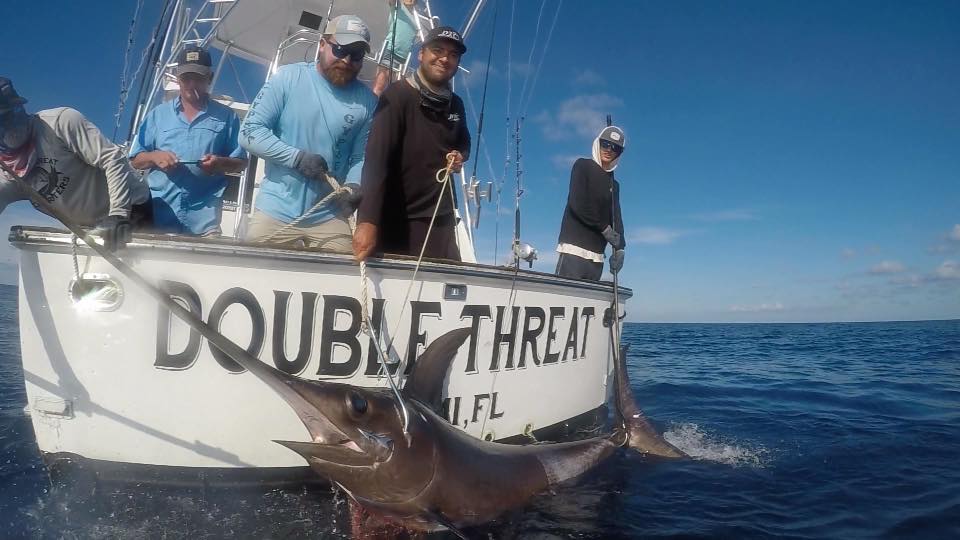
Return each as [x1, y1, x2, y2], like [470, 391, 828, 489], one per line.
[240, 15, 377, 251]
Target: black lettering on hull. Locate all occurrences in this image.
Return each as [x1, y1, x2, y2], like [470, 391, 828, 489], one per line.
[272, 291, 318, 375]
[208, 287, 266, 373]
[155, 280, 202, 370]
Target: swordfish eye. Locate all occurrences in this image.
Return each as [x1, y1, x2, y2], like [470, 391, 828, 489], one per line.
[347, 391, 368, 416]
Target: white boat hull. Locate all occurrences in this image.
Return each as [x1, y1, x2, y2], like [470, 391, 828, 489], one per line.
[13, 228, 628, 479]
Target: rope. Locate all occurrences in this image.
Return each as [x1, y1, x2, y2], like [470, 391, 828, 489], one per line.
[259, 175, 348, 243]
[376, 157, 453, 373]
[353, 156, 455, 438]
[71, 234, 82, 282]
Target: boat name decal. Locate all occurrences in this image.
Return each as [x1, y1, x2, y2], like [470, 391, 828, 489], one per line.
[154, 281, 597, 380]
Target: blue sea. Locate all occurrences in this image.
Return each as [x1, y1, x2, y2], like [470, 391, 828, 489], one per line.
[1, 283, 958, 538]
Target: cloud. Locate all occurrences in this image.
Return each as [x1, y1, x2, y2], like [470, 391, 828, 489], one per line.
[930, 225, 960, 253]
[629, 227, 688, 245]
[841, 248, 857, 260]
[534, 93, 624, 140]
[729, 302, 785, 313]
[869, 260, 906, 275]
[572, 69, 605, 86]
[933, 260, 960, 280]
[460, 60, 496, 88]
[549, 154, 579, 170]
[690, 209, 759, 222]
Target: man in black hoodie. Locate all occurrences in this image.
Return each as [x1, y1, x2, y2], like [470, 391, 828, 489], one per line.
[354, 26, 470, 262]
[555, 126, 626, 281]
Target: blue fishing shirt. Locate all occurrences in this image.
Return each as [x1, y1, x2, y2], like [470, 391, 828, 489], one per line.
[129, 96, 244, 235]
[239, 62, 377, 225]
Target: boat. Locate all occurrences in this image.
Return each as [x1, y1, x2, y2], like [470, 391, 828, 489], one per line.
[12, 0, 629, 486]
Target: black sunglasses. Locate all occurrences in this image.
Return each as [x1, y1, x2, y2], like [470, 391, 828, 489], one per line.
[600, 139, 623, 154]
[325, 39, 366, 63]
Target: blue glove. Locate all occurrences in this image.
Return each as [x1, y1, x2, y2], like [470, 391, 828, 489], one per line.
[90, 215, 132, 252]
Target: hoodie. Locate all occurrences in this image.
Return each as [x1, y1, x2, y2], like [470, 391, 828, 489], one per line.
[555, 131, 626, 260]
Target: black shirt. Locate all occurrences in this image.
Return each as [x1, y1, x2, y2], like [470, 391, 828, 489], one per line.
[557, 158, 626, 255]
[358, 79, 470, 228]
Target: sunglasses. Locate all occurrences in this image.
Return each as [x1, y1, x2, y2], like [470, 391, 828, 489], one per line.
[600, 139, 623, 154]
[325, 39, 366, 63]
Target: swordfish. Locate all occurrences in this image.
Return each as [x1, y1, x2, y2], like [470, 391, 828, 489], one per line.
[228, 327, 685, 535]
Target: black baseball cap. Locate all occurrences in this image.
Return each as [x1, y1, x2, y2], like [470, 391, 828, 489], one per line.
[423, 26, 467, 55]
[0, 77, 27, 113]
[175, 46, 213, 77]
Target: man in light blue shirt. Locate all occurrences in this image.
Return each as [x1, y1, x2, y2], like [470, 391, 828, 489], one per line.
[130, 46, 247, 236]
[240, 15, 378, 252]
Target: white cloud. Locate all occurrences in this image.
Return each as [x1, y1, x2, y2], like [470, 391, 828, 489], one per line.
[573, 69, 605, 86]
[690, 209, 758, 222]
[729, 302, 785, 313]
[950, 225, 960, 242]
[534, 93, 624, 140]
[841, 248, 857, 260]
[549, 154, 579, 170]
[629, 227, 688, 245]
[934, 260, 960, 280]
[869, 260, 906, 275]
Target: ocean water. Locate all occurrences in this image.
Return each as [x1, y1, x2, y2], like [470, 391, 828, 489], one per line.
[1, 283, 959, 538]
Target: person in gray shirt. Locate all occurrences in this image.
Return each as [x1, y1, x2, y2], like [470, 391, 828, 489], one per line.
[0, 77, 150, 250]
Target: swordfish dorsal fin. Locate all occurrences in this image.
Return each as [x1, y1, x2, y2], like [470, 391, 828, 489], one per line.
[402, 327, 472, 412]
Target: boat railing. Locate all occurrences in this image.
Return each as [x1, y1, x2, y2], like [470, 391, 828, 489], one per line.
[268, 29, 323, 75]
[132, 0, 240, 133]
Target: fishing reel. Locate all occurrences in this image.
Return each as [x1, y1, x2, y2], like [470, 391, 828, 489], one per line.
[467, 176, 493, 227]
[513, 242, 538, 268]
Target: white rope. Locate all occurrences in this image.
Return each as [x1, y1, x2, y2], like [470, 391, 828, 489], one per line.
[381, 156, 456, 375]
[71, 234, 81, 282]
[259, 175, 348, 243]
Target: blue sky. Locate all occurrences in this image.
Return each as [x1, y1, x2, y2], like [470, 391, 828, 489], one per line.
[1, 1, 958, 322]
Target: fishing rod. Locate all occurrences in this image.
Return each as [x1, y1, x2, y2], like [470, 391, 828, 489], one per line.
[512, 117, 523, 268]
[468, 0, 498, 230]
[606, 114, 624, 376]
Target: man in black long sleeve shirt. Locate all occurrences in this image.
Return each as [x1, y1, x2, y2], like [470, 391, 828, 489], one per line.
[354, 26, 470, 262]
[555, 126, 627, 281]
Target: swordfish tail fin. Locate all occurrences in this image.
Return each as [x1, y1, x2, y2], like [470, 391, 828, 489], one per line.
[614, 344, 688, 458]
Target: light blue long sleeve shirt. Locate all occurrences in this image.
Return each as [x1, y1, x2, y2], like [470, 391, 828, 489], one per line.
[240, 62, 378, 224]
[130, 97, 244, 235]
